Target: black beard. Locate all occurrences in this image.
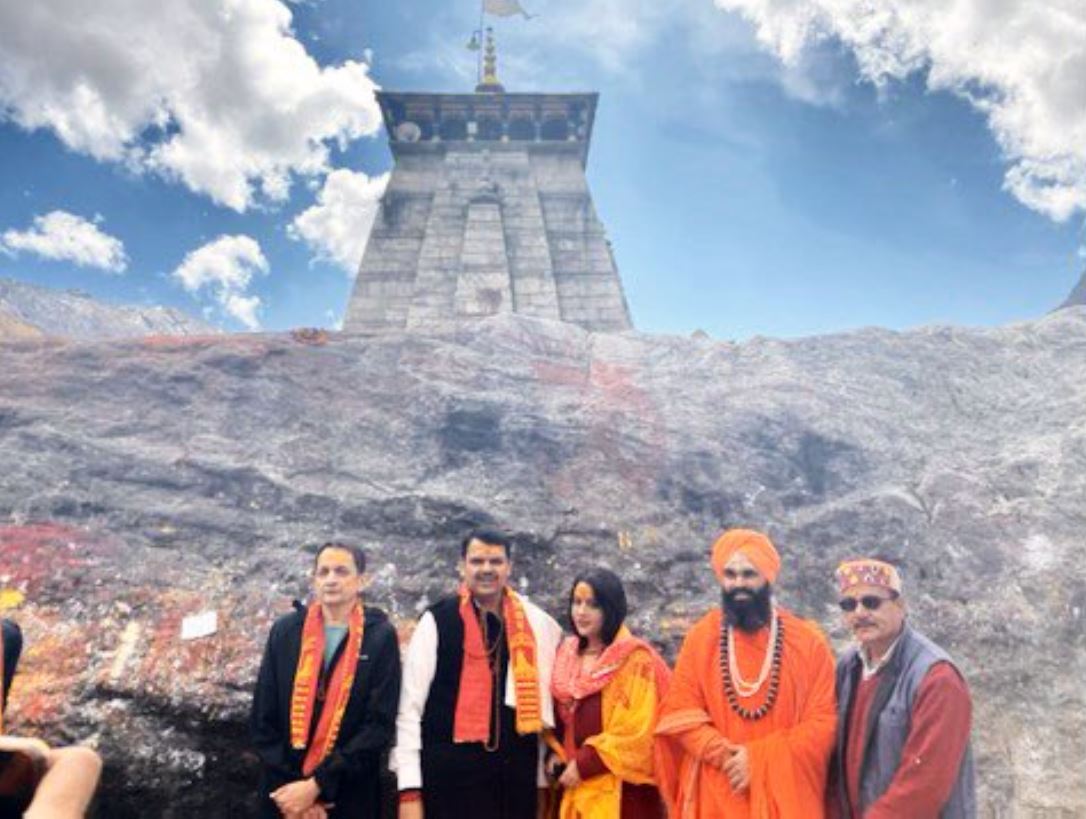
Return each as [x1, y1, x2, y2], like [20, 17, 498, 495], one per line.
[722, 585, 772, 632]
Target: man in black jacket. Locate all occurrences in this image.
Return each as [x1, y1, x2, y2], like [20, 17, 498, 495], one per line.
[251, 543, 401, 819]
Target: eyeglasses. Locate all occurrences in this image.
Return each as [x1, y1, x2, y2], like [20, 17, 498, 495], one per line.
[838, 595, 894, 612]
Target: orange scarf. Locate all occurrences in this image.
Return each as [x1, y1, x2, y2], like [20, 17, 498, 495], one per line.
[453, 586, 542, 742]
[289, 602, 365, 775]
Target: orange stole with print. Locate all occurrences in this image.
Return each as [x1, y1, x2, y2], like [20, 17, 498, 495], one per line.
[289, 602, 365, 775]
[454, 586, 542, 742]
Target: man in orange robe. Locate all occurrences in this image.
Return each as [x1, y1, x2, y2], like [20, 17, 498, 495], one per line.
[655, 529, 837, 819]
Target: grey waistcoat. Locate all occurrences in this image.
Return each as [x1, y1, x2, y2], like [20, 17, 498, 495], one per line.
[833, 626, 976, 818]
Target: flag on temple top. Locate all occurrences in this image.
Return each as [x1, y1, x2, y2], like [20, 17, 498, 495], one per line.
[484, 0, 532, 18]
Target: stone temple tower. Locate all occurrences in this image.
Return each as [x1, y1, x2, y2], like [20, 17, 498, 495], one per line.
[343, 41, 632, 334]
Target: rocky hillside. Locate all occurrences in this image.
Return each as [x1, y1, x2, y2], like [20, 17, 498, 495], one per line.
[0, 304, 44, 339]
[0, 277, 217, 340]
[0, 312, 1083, 817]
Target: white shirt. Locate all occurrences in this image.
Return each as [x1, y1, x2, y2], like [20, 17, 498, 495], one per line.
[860, 634, 903, 680]
[392, 595, 562, 790]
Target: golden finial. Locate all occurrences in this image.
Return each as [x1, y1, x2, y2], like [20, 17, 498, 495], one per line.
[475, 27, 505, 93]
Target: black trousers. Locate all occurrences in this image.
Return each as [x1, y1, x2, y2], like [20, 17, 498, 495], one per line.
[421, 733, 538, 819]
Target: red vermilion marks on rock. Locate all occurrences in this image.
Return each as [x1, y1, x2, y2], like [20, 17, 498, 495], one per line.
[130, 591, 280, 701]
[6, 613, 94, 728]
[533, 359, 667, 501]
[586, 362, 667, 497]
[532, 360, 587, 389]
[136, 590, 211, 692]
[0, 523, 116, 595]
[140, 335, 218, 349]
[139, 334, 267, 352]
[532, 359, 657, 415]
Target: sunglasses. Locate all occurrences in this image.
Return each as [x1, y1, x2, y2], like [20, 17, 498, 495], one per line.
[838, 595, 894, 612]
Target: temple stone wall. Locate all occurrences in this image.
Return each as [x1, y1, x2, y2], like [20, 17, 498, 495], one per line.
[344, 92, 632, 334]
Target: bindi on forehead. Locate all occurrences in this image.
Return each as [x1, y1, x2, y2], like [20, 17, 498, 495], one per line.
[572, 582, 595, 600]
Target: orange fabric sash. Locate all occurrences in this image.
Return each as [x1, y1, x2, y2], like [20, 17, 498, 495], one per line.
[289, 602, 365, 776]
[453, 586, 542, 742]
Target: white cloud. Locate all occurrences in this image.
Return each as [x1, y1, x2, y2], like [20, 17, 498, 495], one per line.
[398, 0, 757, 89]
[172, 235, 268, 329]
[0, 0, 382, 212]
[222, 292, 263, 330]
[0, 211, 128, 272]
[547, 0, 666, 73]
[288, 169, 389, 274]
[713, 0, 1086, 222]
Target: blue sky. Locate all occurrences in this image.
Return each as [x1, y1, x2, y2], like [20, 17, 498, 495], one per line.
[0, 0, 1083, 339]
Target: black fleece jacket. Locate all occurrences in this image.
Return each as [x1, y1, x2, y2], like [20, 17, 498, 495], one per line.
[251, 603, 400, 818]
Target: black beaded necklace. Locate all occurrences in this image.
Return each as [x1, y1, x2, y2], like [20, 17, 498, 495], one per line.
[719, 611, 785, 720]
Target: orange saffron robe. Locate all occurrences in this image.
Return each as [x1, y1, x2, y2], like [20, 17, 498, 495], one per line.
[655, 607, 837, 819]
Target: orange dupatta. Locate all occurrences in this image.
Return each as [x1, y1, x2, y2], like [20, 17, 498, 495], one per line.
[551, 628, 672, 819]
[453, 585, 543, 742]
[289, 601, 365, 776]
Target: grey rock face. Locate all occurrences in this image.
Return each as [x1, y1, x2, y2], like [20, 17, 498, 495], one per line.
[1058, 270, 1086, 309]
[0, 311, 1084, 817]
[0, 277, 218, 340]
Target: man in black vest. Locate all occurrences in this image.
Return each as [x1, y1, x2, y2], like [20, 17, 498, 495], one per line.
[828, 558, 976, 819]
[251, 542, 401, 818]
[394, 530, 562, 819]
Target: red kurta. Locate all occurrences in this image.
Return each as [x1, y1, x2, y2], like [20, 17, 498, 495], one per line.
[844, 662, 971, 819]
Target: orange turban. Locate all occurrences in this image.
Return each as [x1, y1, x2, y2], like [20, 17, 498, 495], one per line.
[711, 529, 781, 584]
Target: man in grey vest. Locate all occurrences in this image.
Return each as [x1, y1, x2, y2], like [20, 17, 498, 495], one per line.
[828, 558, 976, 819]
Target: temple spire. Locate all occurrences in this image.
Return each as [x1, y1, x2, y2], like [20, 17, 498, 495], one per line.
[475, 28, 505, 93]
